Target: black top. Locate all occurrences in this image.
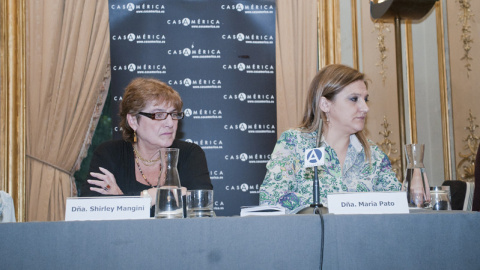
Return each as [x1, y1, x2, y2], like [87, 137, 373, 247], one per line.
[80, 139, 213, 197]
[473, 144, 480, 211]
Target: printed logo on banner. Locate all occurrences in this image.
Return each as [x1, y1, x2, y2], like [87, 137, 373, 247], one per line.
[185, 139, 223, 150]
[224, 122, 275, 134]
[223, 63, 274, 74]
[110, 3, 166, 14]
[210, 170, 224, 180]
[224, 153, 271, 164]
[168, 78, 222, 89]
[214, 200, 225, 211]
[112, 63, 167, 74]
[184, 108, 222, 119]
[224, 92, 275, 104]
[225, 183, 260, 194]
[221, 3, 274, 14]
[167, 18, 221, 29]
[113, 126, 123, 133]
[113, 95, 123, 102]
[222, 33, 274, 44]
[111, 33, 166, 44]
[168, 46, 221, 59]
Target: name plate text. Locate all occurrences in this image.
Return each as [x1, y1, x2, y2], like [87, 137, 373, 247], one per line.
[327, 191, 408, 214]
[65, 196, 151, 221]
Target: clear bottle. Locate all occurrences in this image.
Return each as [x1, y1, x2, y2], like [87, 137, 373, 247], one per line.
[402, 144, 431, 209]
[155, 148, 184, 218]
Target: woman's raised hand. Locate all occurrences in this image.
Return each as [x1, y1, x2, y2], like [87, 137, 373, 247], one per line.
[87, 167, 124, 195]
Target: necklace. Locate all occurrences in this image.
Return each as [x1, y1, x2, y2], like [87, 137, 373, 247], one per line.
[133, 145, 161, 166]
[134, 152, 160, 187]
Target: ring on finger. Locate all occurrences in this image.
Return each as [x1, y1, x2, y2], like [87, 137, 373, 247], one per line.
[104, 184, 111, 191]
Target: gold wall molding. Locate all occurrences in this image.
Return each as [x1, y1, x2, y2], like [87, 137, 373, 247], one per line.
[318, 0, 340, 67]
[456, 0, 474, 77]
[351, 0, 359, 69]
[456, 110, 479, 181]
[377, 116, 401, 180]
[0, 0, 26, 222]
[405, 21, 417, 144]
[435, 2, 453, 180]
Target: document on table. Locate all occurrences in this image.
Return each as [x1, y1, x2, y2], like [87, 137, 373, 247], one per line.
[240, 205, 286, 217]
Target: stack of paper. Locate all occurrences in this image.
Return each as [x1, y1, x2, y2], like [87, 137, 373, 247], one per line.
[240, 205, 286, 217]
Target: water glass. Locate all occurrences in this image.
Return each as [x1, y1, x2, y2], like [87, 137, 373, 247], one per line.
[155, 187, 184, 218]
[430, 186, 451, 211]
[187, 190, 215, 218]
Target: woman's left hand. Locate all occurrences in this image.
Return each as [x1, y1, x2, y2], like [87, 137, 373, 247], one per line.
[87, 167, 124, 195]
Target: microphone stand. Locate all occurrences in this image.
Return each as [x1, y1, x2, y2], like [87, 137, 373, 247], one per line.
[297, 119, 328, 215]
[297, 119, 327, 270]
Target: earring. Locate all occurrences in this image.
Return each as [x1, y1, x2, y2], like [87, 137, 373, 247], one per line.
[326, 113, 330, 123]
[133, 131, 137, 143]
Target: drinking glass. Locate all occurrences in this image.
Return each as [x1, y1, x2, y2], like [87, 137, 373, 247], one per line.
[430, 186, 452, 210]
[186, 190, 215, 218]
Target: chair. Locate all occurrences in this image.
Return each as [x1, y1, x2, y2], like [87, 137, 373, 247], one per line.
[472, 144, 480, 211]
[0, 191, 16, 222]
[442, 180, 467, 210]
[441, 180, 476, 211]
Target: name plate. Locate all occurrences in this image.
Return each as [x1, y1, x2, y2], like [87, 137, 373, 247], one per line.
[327, 191, 409, 214]
[65, 196, 151, 221]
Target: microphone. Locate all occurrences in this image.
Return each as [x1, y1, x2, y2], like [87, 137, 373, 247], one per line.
[312, 118, 323, 208]
[297, 118, 327, 214]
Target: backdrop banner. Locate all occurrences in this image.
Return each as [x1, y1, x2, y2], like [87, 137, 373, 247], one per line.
[108, 0, 276, 216]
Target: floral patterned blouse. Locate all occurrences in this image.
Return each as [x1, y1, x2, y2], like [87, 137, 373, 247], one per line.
[259, 129, 401, 213]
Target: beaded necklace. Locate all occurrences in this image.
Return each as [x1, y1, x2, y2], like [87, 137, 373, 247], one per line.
[134, 152, 160, 187]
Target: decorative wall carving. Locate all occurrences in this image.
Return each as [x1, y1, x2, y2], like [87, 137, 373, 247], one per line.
[377, 116, 401, 181]
[457, 0, 474, 77]
[373, 21, 390, 84]
[456, 110, 479, 181]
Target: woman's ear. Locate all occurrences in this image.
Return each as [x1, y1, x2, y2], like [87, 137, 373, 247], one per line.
[319, 97, 330, 113]
[126, 114, 138, 131]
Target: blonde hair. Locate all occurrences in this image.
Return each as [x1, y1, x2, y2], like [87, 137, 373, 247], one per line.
[299, 64, 371, 160]
[119, 77, 183, 142]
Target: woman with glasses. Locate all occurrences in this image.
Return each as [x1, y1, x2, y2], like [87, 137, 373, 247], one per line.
[81, 77, 212, 215]
[259, 64, 401, 213]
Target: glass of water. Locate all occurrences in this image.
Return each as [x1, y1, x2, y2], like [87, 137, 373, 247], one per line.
[187, 190, 215, 218]
[430, 186, 451, 211]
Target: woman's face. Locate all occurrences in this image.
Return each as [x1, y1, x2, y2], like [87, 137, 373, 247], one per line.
[129, 100, 179, 149]
[322, 80, 369, 136]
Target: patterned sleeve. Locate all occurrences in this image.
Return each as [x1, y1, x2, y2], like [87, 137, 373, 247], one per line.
[372, 145, 402, 191]
[259, 130, 298, 207]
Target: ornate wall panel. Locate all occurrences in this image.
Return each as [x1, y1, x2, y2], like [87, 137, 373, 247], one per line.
[446, 0, 480, 181]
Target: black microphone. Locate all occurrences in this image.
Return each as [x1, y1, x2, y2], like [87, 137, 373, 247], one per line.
[311, 118, 323, 209]
[297, 118, 327, 214]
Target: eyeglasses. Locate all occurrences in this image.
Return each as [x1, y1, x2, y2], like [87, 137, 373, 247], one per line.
[138, 111, 184, 120]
